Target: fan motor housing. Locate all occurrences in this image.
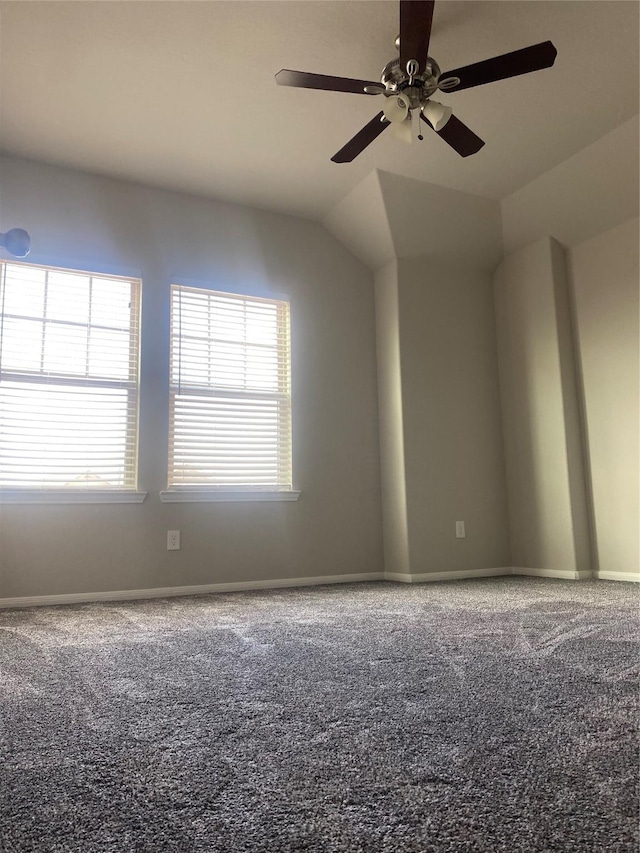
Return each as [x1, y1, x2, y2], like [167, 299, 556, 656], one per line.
[381, 56, 441, 105]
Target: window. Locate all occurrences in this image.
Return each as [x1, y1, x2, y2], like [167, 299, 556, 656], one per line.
[164, 284, 297, 501]
[0, 261, 143, 502]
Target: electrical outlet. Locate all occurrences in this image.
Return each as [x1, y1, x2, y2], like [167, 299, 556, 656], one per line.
[455, 521, 466, 539]
[167, 530, 181, 551]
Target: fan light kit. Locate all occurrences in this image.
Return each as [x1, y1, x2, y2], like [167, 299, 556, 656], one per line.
[275, 0, 557, 163]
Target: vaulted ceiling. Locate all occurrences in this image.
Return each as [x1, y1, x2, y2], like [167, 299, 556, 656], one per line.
[1, 1, 638, 221]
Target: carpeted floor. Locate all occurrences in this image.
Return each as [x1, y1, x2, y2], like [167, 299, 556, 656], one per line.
[0, 577, 638, 853]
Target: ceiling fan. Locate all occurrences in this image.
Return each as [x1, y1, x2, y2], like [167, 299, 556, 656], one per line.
[275, 0, 557, 163]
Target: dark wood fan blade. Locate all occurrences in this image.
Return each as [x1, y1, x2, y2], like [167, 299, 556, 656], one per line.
[331, 112, 390, 163]
[420, 112, 484, 157]
[275, 69, 382, 95]
[399, 1, 435, 75]
[438, 41, 557, 92]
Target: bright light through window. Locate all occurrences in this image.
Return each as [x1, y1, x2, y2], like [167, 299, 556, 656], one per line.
[168, 285, 292, 490]
[0, 261, 141, 489]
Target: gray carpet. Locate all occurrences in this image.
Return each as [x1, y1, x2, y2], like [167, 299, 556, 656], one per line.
[0, 577, 638, 852]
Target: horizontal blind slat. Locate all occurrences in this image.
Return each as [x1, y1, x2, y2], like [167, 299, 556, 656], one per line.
[0, 261, 141, 489]
[169, 284, 291, 489]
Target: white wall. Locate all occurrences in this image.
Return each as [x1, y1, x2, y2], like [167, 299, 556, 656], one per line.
[323, 170, 395, 272]
[493, 237, 591, 573]
[378, 171, 503, 271]
[501, 118, 639, 255]
[498, 114, 639, 580]
[568, 218, 639, 578]
[2, 116, 637, 597]
[355, 173, 510, 579]
[399, 257, 510, 575]
[0, 155, 384, 598]
[374, 259, 410, 576]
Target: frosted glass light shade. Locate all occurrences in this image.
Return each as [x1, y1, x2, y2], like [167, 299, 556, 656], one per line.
[422, 100, 453, 132]
[383, 92, 410, 124]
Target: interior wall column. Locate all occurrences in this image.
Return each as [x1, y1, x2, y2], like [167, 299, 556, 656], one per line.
[493, 236, 591, 576]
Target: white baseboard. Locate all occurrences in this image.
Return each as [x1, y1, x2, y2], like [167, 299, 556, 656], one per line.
[383, 573, 414, 584]
[385, 568, 512, 584]
[511, 567, 593, 581]
[387, 567, 595, 583]
[3, 566, 634, 610]
[0, 572, 385, 609]
[597, 571, 640, 583]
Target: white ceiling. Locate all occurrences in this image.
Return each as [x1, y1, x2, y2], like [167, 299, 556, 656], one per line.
[1, 1, 638, 221]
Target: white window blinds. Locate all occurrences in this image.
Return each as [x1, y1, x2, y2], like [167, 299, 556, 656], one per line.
[168, 285, 292, 490]
[0, 261, 141, 490]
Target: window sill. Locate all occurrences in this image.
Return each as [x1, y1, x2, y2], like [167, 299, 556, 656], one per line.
[0, 489, 147, 504]
[159, 489, 301, 503]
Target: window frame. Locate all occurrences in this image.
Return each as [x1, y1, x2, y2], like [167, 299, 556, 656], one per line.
[0, 258, 146, 504]
[162, 281, 299, 503]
